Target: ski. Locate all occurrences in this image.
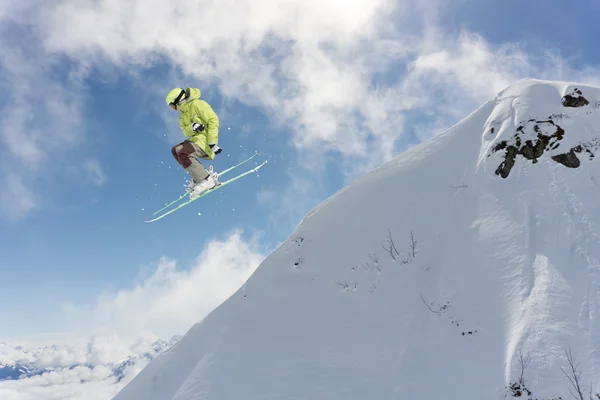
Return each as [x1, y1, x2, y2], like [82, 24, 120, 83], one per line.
[144, 160, 267, 223]
[148, 152, 260, 217]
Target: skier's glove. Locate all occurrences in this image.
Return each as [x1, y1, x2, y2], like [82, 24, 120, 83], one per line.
[192, 123, 205, 132]
[209, 143, 222, 155]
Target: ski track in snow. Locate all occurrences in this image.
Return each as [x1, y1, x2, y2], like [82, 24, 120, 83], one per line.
[114, 79, 600, 400]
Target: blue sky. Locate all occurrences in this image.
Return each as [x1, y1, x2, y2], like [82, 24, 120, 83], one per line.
[1, 0, 599, 345]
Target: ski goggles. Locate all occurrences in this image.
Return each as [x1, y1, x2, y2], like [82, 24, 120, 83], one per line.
[169, 89, 186, 109]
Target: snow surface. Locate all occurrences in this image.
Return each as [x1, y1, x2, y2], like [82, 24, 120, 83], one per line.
[114, 78, 600, 400]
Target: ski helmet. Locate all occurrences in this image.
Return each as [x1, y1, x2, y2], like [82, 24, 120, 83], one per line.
[166, 88, 186, 109]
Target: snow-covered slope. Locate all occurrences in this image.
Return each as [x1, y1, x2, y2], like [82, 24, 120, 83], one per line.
[114, 78, 600, 400]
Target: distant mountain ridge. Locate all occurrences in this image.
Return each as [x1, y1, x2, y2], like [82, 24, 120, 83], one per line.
[0, 335, 181, 382]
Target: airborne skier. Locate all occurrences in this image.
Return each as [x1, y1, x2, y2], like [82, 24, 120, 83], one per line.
[166, 87, 223, 199]
[145, 87, 267, 223]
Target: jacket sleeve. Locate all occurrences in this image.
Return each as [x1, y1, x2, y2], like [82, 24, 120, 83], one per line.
[193, 100, 219, 144]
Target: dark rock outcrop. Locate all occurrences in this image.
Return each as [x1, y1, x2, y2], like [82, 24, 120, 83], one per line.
[492, 119, 565, 178]
[561, 88, 589, 108]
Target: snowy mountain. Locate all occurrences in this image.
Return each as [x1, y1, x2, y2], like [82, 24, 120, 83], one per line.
[0, 334, 181, 382]
[114, 78, 600, 400]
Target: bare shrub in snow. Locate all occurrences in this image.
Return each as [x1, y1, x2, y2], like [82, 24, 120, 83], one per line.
[368, 253, 379, 264]
[381, 229, 400, 261]
[336, 281, 349, 289]
[368, 262, 381, 272]
[380, 230, 418, 264]
[408, 231, 417, 260]
[560, 346, 587, 400]
[336, 281, 356, 291]
[352, 258, 379, 272]
[508, 349, 532, 398]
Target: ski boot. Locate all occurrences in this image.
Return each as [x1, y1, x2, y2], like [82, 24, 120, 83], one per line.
[189, 166, 220, 200]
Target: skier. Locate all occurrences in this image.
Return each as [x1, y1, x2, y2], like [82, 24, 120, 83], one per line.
[166, 87, 223, 199]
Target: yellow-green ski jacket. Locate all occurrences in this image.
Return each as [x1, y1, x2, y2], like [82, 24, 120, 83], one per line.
[178, 88, 219, 159]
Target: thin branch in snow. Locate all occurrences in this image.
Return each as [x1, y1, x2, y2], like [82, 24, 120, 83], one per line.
[420, 295, 448, 316]
[382, 229, 400, 261]
[336, 281, 349, 289]
[408, 231, 417, 259]
[368, 253, 379, 264]
[518, 350, 531, 384]
[507, 349, 532, 398]
[560, 346, 585, 400]
[421, 295, 438, 315]
[362, 261, 381, 272]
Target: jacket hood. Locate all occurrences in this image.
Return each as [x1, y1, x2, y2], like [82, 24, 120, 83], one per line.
[186, 87, 201, 101]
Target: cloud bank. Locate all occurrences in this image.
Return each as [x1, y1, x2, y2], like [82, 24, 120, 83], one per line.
[0, 331, 168, 400]
[64, 230, 265, 340]
[1, 231, 264, 399]
[0, 369, 122, 400]
[1, 0, 599, 218]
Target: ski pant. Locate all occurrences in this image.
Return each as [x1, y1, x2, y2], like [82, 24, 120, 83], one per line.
[171, 141, 210, 183]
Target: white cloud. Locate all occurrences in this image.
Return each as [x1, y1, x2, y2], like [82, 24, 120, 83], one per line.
[0, 172, 38, 220]
[257, 165, 328, 236]
[0, 352, 145, 400]
[0, 232, 264, 399]
[83, 160, 108, 186]
[1, 332, 159, 371]
[2, 0, 600, 224]
[64, 230, 265, 340]
[0, 371, 122, 400]
[33, 0, 600, 165]
[22, 0, 416, 169]
[0, 20, 90, 219]
[0, 332, 163, 400]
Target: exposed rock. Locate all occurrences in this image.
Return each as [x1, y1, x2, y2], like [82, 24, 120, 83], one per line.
[492, 120, 565, 178]
[552, 141, 598, 168]
[508, 378, 532, 398]
[561, 88, 590, 108]
[552, 150, 581, 168]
